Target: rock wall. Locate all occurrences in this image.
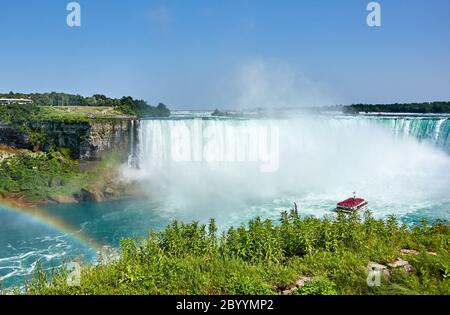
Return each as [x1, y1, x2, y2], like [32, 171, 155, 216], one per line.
[0, 123, 30, 149]
[78, 120, 133, 160]
[0, 120, 138, 161]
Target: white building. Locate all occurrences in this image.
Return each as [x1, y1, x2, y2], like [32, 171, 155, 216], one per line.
[0, 98, 34, 105]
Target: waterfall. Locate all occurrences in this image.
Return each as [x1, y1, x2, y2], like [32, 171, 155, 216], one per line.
[126, 115, 450, 221]
[127, 120, 140, 168]
[373, 117, 450, 150]
[130, 117, 450, 191]
[132, 117, 450, 169]
[135, 119, 280, 173]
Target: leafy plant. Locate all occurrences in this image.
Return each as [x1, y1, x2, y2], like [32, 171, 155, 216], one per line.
[16, 211, 449, 295]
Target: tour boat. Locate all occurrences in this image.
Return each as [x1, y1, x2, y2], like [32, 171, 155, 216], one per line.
[336, 195, 369, 213]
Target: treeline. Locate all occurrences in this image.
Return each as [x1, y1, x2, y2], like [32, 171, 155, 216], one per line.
[343, 102, 450, 114]
[0, 92, 170, 118]
[117, 96, 170, 118]
[211, 109, 243, 117]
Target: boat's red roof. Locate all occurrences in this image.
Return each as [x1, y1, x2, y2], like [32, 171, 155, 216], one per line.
[337, 198, 366, 208]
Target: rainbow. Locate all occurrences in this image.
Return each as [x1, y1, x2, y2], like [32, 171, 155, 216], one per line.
[0, 200, 103, 252]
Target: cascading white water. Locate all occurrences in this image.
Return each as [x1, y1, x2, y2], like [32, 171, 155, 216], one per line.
[133, 117, 450, 170]
[127, 116, 450, 224]
[372, 117, 450, 150]
[127, 120, 135, 167]
[135, 119, 279, 171]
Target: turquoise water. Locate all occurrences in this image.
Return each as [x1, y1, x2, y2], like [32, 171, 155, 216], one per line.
[1, 195, 448, 289]
[1, 114, 450, 289]
[0, 205, 95, 289]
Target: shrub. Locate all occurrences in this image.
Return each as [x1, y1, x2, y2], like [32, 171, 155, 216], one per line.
[16, 211, 449, 295]
[295, 278, 338, 295]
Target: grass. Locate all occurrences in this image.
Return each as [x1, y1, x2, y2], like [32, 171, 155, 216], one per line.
[0, 104, 133, 124]
[0, 93, 170, 118]
[19, 211, 450, 295]
[38, 106, 132, 122]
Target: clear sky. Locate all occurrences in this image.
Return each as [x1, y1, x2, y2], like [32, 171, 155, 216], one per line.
[1, 0, 449, 109]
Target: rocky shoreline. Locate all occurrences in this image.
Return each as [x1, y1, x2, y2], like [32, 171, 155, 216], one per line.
[1, 182, 146, 209]
[0, 146, 145, 208]
[47, 181, 146, 204]
[0, 114, 143, 208]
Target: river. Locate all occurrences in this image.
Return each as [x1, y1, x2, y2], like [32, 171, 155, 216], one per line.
[1, 111, 449, 288]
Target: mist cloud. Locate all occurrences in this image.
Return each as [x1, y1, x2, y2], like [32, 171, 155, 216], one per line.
[233, 58, 338, 109]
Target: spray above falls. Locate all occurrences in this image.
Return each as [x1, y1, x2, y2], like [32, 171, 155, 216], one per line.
[126, 115, 450, 220]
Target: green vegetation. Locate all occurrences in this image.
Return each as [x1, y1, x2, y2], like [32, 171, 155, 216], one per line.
[0, 149, 129, 202]
[117, 96, 170, 118]
[211, 109, 243, 118]
[22, 210, 449, 295]
[0, 104, 134, 123]
[0, 105, 86, 153]
[343, 102, 450, 114]
[0, 92, 171, 118]
[211, 109, 227, 116]
[0, 101, 166, 156]
[1, 92, 118, 107]
[0, 150, 84, 201]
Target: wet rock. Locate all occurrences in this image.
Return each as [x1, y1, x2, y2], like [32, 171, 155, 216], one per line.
[80, 188, 104, 202]
[103, 187, 115, 198]
[48, 195, 78, 204]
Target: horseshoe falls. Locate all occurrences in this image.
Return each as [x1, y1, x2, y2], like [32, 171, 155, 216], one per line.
[2, 114, 449, 289]
[373, 117, 450, 150]
[132, 116, 450, 166]
[127, 114, 450, 227]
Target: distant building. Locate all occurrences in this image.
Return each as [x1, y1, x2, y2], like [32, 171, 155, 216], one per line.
[0, 98, 34, 105]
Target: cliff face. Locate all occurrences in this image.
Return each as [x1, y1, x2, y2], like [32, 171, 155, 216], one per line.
[77, 120, 134, 160]
[0, 123, 29, 148]
[0, 120, 138, 161]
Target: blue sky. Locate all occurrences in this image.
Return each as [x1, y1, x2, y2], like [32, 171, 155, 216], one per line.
[1, 0, 449, 109]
